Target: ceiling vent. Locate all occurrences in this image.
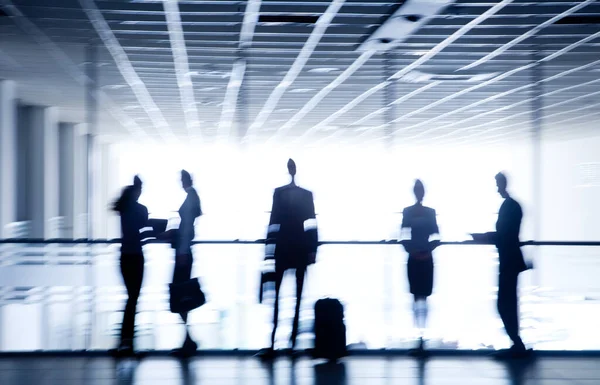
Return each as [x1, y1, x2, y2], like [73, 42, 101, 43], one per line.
[258, 15, 320, 25]
[357, 0, 454, 52]
[555, 16, 600, 25]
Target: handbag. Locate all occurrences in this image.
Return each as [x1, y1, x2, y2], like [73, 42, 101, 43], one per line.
[169, 277, 206, 314]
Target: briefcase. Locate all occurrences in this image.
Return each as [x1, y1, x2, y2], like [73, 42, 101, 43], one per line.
[169, 277, 206, 314]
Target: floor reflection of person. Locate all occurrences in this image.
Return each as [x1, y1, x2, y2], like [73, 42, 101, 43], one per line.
[400, 179, 440, 355]
[110, 175, 148, 357]
[259, 159, 318, 360]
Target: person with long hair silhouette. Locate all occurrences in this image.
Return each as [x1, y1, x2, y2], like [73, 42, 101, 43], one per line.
[110, 175, 148, 357]
[170, 169, 202, 357]
[401, 179, 440, 355]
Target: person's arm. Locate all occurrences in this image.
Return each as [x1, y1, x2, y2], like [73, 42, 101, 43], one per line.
[265, 191, 280, 258]
[429, 209, 441, 251]
[177, 198, 195, 256]
[400, 209, 413, 253]
[304, 192, 318, 264]
[505, 201, 522, 244]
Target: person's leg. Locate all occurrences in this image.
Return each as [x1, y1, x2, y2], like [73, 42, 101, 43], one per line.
[172, 254, 196, 352]
[119, 256, 143, 347]
[270, 268, 285, 350]
[413, 295, 427, 330]
[497, 271, 524, 350]
[290, 267, 306, 349]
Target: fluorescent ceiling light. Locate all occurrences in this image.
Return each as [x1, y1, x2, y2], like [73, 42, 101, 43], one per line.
[308, 67, 340, 73]
[289, 88, 315, 93]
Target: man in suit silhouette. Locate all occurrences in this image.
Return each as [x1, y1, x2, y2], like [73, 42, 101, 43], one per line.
[474, 172, 530, 359]
[262, 159, 318, 357]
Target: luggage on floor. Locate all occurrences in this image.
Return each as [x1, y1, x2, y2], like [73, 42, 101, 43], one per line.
[313, 298, 347, 360]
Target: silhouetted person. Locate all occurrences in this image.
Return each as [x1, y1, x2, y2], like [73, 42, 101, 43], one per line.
[400, 180, 440, 355]
[110, 175, 148, 357]
[473, 172, 531, 359]
[171, 169, 202, 357]
[260, 159, 318, 359]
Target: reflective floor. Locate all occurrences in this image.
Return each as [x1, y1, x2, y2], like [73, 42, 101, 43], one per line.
[1, 356, 600, 385]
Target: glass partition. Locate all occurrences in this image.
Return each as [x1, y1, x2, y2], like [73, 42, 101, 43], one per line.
[1, 241, 599, 352]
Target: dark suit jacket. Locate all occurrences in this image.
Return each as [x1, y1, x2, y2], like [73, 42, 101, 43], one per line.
[266, 183, 318, 270]
[401, 204, 439, 254]
[119, 202, 148, 255]
[492, 196, 527, 274]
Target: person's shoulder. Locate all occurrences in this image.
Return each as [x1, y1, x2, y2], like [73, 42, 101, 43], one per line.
[403, 204, 417, 213]
[507, 196, 521, 209]
[188, 187, 200, 200]
[424, 206, 436, 215]
[298, 186, 313, 196]
[135, 202, 148, 213]
[274, 185, 286, 194]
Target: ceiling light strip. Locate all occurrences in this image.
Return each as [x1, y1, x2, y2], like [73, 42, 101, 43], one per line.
[314, 81, 442, 146]
[163, 0, 201, 138]
[389, 0, 515, 81]
[80, 0, 175, 141]
[410, 76, 600, 145]
[218, 0, 261, 140]
[459, 0, 597, 71]
[403, 49, 600, 143]
[472, 112, 600, 147]
[443, 93, 600, 147]
[358, 65, 535, 142]
[292, 0, 514, 144]
[0, 0, 150, 140]
[245, 0, 346, 138]
[265, 49, 375, 144]
[367, 27, 600, 145]
[456, 103, 600, 148]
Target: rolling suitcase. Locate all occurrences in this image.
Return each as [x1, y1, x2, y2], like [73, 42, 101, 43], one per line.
[313, 298, 347, 360]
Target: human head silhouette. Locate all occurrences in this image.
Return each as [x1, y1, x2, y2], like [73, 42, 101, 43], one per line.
[181, 169, 193, 189]
[113, 176, 142, 212]
[287, 158, 297, 178]
[495, 172, 508, 198]
[413, 179, 425, 204]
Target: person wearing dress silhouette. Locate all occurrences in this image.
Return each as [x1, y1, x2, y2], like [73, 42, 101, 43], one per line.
[110, 175, 148, 357]
[170, 169, 202, 357]
[472, 172, 531, 359]
[400, 179, 440, 355]
[260, 159, 318, 359]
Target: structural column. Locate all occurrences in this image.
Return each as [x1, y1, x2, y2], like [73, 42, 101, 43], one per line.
[17, 105, 60, 239]
[59, 122, 88, 239]
[73, 124, 89, 239]
[92, 141, 120, 239]
[0, 80, 17, 238]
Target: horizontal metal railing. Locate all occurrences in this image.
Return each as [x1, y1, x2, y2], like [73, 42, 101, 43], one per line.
[1, 238, 600, 246]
